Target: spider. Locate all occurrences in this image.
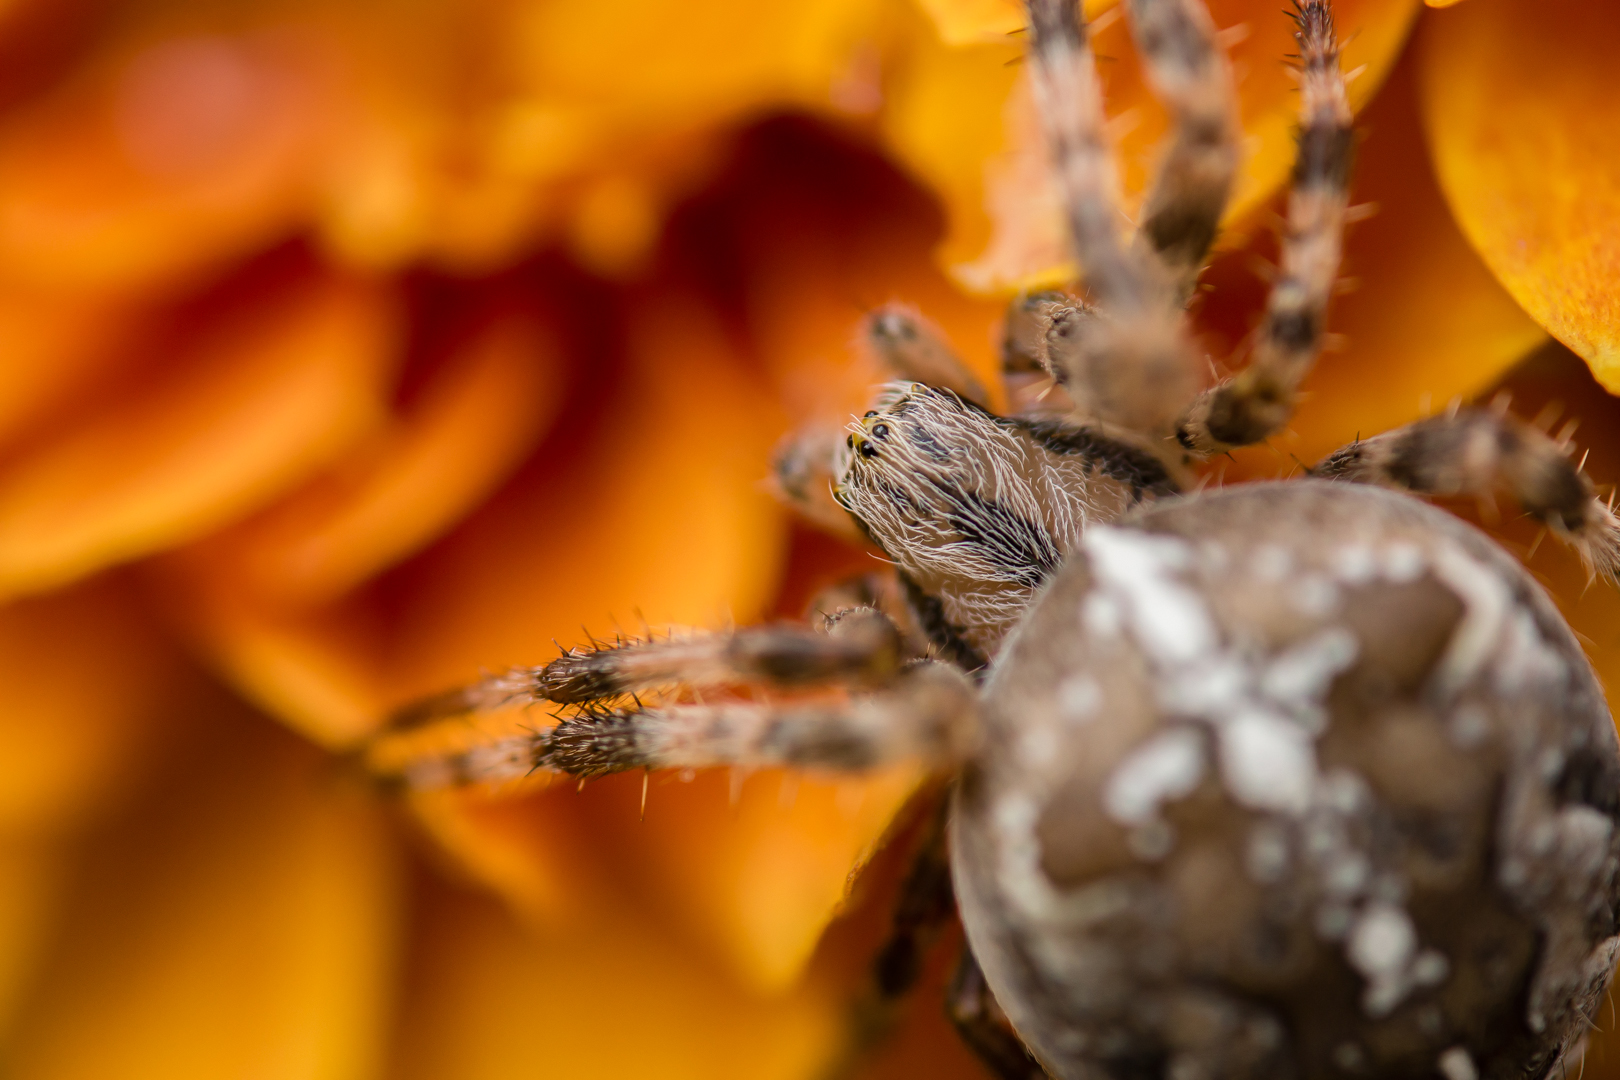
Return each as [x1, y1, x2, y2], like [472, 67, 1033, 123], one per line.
[367, 1, 1620, 1077]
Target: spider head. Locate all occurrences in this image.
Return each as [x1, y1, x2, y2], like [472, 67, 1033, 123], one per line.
[833, 382, 969, 491]
[831, 380, 1008, 539]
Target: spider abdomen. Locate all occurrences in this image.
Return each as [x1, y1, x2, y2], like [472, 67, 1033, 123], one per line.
[954, 481, 1620, 1080]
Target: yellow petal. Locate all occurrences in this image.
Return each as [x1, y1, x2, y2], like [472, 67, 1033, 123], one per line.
[0, 576, 182, 833]
[389, 875, 836, 1080]
[1207, 49, 1544, 467]
[0, 266, 397, 601]
[1416, 0, 1620, 389]
[8, 698, 400, 1080]
[912, 0, 1026, 46]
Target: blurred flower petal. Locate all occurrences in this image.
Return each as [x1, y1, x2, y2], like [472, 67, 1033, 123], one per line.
[0, 30, 326, 291]
[0, 291, 146, 452]
[1204, 50, 1544, 467]
[387, 698, 924, 993]
[503, 0, 890, 131]
[192, 309, 562, 610]
[1416, 0, 1620, 389]
[390, 875, 836, 1080]
[0, 576, 181, 833]
[0, 267, 397, 601]
[0, 841, 64, 1042]
[152, 299, 558, 746]
[920, 0, 1123, 45]
[148, 289, 781, 737]
[7, 703, 400, 1080]
[604, 766, 927, 992]
[150, 586, 384, 746]
[688, 118, 1003, 425]
[384, 289, 785, 699]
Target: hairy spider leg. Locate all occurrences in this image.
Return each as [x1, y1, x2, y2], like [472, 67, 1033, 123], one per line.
[1177, 0, 1353, 453]
[863, 303, 991, 407]
[1313, 408, 1620, 582]
[948, 951, 1050, 1080]
[371, 660, 979, 789]
[386, 606, 912, 731]
[1125, 0, 1242, 295]
[999, 291, 1078, 420]
[817, 790, 962, 1080]
[1026, 0, 1201, 444]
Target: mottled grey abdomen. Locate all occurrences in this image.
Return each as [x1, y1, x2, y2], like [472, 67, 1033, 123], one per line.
[952, 481, 1620, 1080]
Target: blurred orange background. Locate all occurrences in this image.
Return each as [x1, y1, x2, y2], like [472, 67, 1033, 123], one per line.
[0, 0, 1616, 1077]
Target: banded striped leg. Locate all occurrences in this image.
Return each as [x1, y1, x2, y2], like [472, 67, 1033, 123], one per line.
[389, 607, 909, 727]
[1177, 0, 1352, 453]
[819, 793, 958, 1080]
[949, 951, 1050, 1079]
[863, 304, 990, 407]
[1313, 409, 1620, 581]
[372, 660, 980, 789]
[1025, 0, 1199, 442]
[773, 425, 869, 543]
[1125, 0, 1242, 294]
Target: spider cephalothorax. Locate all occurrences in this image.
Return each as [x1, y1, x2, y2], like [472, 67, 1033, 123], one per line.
[369, 2, 1620, 1078]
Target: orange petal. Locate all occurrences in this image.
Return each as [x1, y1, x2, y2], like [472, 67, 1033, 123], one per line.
[0, 28, 327, 292]
[397, 761, 924, 993]
[503, 0, 890, 131]
[147, 582, 385, 747]
[1416, 0, 1620, 390]
[888, 0, 1422, 290]
[1203, 48, 1545, 467]
[919, 0, 1118, 45]
[389, 874, 837, 1080]
[148, 289, 782, 743]
[0, 576, 182, 834]
[0, 290, 147, 453]
[0, 840, 65, 1042]
[384, 289, 786, 699]
[7, 699, 400, 1080]
[0, 266, 397, 601]
[601, 766, 927, 992]
[190, 309, 563, 610]
[714, 119, 1004, 425]
[151, 304, 558, 746]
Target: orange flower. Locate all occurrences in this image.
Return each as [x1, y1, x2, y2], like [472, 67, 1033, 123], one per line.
[0, 0, 1614, 1077]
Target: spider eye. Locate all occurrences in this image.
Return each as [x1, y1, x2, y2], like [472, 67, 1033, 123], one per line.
[871, 423, 890, 440]
[864, 410, 879, 419]
[858, 442, 879, 459]
[846, 434, 855, 448]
